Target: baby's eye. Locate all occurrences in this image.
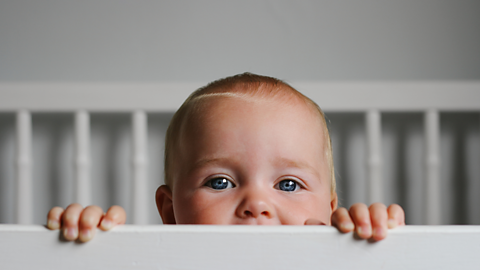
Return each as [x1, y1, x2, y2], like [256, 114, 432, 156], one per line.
[275, 179, 300, 192]
[205, 177, 235, 190]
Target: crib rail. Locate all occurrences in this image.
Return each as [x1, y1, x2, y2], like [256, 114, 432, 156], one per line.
[1, 225, 479, 269]
[1, 82, 480, 112]
[1, 82, 479, 225]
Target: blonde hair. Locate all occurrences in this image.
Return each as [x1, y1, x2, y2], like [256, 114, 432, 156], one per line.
[164, 73, 336, 194]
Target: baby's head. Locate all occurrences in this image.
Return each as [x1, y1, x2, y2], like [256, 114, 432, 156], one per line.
[156, 73, 337, 225]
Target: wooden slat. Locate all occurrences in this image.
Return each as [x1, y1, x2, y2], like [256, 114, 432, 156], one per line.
[366, 110, 382, 204]
[74, 111, 91, 206]
[0, 82, 479, 112]
[424, 110, 441, 225]
[15, 111, 32, 224]
[1, 225, 480, 269]
[131, 111, 148, 224]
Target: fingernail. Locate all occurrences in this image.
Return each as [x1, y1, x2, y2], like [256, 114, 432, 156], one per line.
[340, 222, 354, 231]
[101, 219, 112, 230]
[64, 227, 78, 240]
[47, 220, 59, 230]
[79, 229, 92, 242]
[388, 219, 396, 228]
[357, 226, 371, 237]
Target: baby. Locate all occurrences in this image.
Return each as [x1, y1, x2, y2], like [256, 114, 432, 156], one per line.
[47, 73, 404, 242]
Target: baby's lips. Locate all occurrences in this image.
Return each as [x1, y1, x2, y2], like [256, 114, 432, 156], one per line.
[304, 219, 327, 225]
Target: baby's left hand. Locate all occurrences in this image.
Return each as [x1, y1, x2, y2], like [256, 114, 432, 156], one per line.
[331, 203, 405, 241]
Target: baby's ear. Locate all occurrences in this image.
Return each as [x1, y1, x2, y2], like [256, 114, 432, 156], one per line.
[155, 185, 176, 224]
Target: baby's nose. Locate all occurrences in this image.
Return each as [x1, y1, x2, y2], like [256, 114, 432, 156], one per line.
[236, 191, 275, 220]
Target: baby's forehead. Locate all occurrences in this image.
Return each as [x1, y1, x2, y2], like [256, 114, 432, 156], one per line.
[179, 93, 328, 154]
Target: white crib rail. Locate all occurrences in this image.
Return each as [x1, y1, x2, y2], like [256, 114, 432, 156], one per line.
[1, 82, 479, 225]
[1, 225, 480, 269]
[74, 111, 91, 206]
[15, 111, 32, 225]
[366, 109, 382, 204]
[424, 110, 440, 225]
[1, 82, 479, 112]
[131, 111, 149, 225]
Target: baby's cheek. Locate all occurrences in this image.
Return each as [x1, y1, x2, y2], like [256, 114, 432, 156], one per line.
[277, 211, 309, 225]
[174, 191, 233, 224]
[278, 196, 331, 225]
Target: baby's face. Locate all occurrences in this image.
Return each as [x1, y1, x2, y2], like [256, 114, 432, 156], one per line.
[169, 95, 336, 225]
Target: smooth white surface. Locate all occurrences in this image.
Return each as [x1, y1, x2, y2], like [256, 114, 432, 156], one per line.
[1, 82, 479, 112]
[1, 225, 480, 269]
[132, 111, 149, 225]
[15, 111, 32, 224]
[366, 110, 382, 204]
[425, 110, 441, 225]
[74, 111, 91, 206]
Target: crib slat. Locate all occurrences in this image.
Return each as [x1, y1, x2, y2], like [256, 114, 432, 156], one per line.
[132, 111, 148, 224]
[366, 110, 382, 204]
[424, 110, 441, 225]
[15, 111, 32, 224]
[74, 111, 91, 206]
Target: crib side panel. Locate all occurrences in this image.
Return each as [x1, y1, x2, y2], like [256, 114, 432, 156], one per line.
[1, 225, 479, 270]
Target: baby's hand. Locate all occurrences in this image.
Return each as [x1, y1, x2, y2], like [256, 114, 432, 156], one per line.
[46, 203, 126, 242]
[331, 203, 405, 241]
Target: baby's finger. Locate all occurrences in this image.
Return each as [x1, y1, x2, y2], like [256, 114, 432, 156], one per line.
[47, 206, 64, 230]
[78, 205, 103, 242]
[331, 207, 354, 233]
[62, 203, 83, 241]
[349, 203, 372, 239]
[369, 203, 388, 241]
[99, 205, 126, 231]
[387, 204, 406, 229]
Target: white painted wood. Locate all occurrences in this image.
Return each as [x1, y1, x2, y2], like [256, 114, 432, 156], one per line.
[1, 225, 480, 269]
[424, 110, 441, 225]
[0, 83, 198, 112]
[131, 111, 148, 225]
[15, 111, 32, 224]
[0, 82, 479, 112]
[74, 111, 91, 206]
[366, 110, 382, 204]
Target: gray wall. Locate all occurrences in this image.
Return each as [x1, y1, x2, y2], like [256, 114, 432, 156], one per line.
[1, 0, 480, 81]
[1, 1, 479, 225]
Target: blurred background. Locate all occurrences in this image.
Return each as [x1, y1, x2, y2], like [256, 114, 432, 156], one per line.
[0, 0, 479, 225]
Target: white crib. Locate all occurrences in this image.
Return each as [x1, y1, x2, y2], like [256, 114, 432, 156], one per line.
[0, 82, 479, 269]
[1, 225, 480, 269]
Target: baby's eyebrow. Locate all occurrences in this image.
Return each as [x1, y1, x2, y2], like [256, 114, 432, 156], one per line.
[193, 158, 225, 167]
[273, 158, 319, 176]
[189, 157, 321, 178]
[189, 157, 233, 173]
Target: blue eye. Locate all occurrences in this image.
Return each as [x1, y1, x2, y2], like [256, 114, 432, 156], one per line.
[205, 177, 235, 190]
[276, 179, 300, 192]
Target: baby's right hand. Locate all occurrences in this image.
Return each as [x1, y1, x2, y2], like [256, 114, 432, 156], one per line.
[47, 203, 126, 242]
